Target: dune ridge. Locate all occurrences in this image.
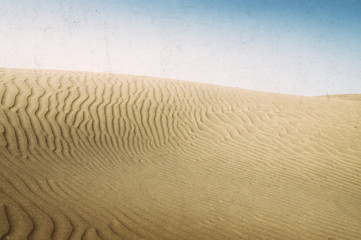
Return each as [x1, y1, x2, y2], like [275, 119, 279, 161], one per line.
[0, 68, 361, 239]
[319, 94, 361, 102]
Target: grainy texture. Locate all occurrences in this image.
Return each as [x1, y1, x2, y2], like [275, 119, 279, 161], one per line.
[0, 68, 360, 240]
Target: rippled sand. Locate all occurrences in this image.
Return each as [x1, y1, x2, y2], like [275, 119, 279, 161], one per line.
[0, 68, 360, 239]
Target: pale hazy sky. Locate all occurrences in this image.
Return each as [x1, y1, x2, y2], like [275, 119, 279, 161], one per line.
[1, 0, 361, 96]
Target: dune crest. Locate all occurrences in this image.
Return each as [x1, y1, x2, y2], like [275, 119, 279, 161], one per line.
[0, 68, 361, 239]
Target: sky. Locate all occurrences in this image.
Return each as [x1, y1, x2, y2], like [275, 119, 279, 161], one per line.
[1, 0, 361, 96]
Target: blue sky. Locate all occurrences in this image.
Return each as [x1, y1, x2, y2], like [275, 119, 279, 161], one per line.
[1, 0, 360, 96]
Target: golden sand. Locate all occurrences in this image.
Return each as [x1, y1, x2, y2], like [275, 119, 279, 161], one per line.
[0, 68, 360, 239]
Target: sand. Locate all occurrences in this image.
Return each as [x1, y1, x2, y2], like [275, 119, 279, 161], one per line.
[0, 68, 360, 240]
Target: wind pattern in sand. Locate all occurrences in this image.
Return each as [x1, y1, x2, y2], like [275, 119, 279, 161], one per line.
[0, 68, 361, 239]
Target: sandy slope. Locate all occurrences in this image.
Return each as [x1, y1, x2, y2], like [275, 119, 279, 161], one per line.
[0, 68, 360, 240]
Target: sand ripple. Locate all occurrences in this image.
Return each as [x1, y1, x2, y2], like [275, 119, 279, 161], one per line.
[0, 68, 361, 239]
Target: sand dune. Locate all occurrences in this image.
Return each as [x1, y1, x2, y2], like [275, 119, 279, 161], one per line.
[0, 68, 360, 240]
[319, 94, 361, 102]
